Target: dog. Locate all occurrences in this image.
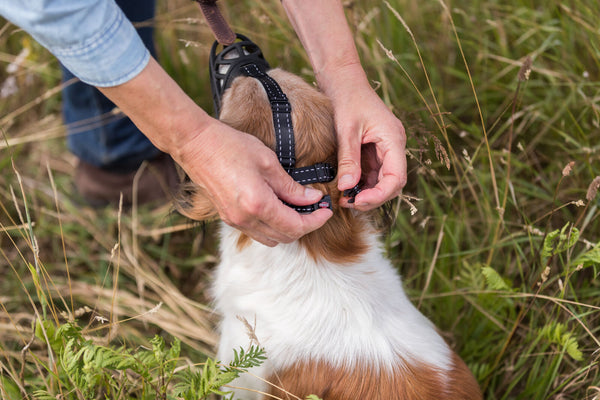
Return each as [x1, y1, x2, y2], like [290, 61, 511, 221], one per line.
[179, 67, 482, 399]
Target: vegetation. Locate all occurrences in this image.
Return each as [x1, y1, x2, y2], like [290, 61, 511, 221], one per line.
[1, 0, 599, 398]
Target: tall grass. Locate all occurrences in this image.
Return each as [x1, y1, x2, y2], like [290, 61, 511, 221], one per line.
[1, 0, 599, 399]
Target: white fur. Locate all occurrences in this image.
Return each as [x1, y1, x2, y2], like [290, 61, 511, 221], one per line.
[213, 223, 453, 399]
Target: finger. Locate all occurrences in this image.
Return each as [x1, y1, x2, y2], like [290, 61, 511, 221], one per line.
[232, 188, 333, 244]
[243, 230, 278, 247]
[259, 201, 333, 242]
[240, 207, 333, 245]
[353, 145, 407, 211]
[336, 125, 362, 191]
[243, 221, 284, 247]
[224, 208, 285, 247]
[265, 163, 324, 206]
[352, 175, 401, 211]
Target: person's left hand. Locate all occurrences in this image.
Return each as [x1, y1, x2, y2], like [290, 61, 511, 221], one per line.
[330, 82, 407, 211]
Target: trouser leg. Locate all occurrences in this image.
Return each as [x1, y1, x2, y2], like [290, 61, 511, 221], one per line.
[63, 0, 159, 173]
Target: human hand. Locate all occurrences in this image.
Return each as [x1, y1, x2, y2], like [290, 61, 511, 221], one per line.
[178, 119, 333, 246]
[281, 0, 406, 211]
[330, 79, 407, 211]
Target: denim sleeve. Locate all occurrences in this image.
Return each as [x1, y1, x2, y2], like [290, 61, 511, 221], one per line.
[0, 0, 150, 87]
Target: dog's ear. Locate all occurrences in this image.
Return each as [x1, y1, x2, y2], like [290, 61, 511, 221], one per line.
[176, 182, 219, 221]
[220, 76, 275, 147]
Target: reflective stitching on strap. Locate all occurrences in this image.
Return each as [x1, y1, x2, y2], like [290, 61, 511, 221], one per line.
[241, 64, 295, 169]
[289, 163, 335, 184]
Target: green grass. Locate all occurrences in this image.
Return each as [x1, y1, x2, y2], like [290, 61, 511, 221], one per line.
[1, 0, 599, 399]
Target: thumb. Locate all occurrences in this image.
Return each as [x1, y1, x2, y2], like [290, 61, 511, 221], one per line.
[266, 164, 324, 206]
[336, 127, 362, 191]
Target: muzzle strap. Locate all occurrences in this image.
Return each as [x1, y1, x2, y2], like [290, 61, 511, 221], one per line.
[241, 64, 296, 170]
[290, 163, 336, 184]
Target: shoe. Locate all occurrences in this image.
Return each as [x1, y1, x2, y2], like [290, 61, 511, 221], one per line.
[74, 153, 180, 207]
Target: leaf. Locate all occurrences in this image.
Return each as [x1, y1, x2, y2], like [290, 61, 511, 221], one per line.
[165, 337, 181, 375]
[33, 319, 55, 348]
[306, 395, 323, 400]
[481, 266, 511, 291]
[540, 323, 583, 361]
[0, 376, 22, 400]
[32, 390, 56, 400]
[572, 243, 600, 268]
[150, 334, 166, 363]
[541, 223, 580, 258]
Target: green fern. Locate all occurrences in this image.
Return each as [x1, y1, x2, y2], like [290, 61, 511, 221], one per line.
[572, 241, 600, 268]
[172, 346, 266, 400]
[225, 346, 267, 372]
[540, 323, 583, 361]
[481, 266, 512, 291]
[541, 223, 580, 259]
[31, 318, 267, 400]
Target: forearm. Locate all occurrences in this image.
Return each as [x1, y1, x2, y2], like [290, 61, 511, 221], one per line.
[281, 0, 369, 99]
[97, 57, 212, 167]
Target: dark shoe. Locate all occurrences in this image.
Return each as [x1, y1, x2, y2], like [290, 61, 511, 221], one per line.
[74, 154, 180, 207]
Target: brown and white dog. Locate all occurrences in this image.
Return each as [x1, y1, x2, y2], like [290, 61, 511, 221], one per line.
[180, 68, 482, 399]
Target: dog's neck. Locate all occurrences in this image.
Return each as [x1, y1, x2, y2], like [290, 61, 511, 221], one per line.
[233, 207, 372, 265]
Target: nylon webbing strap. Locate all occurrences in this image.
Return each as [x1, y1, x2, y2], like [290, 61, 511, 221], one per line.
[241, 64, 296, 170]
[289, 163, 336, 185]
[284, 195, 333, 214]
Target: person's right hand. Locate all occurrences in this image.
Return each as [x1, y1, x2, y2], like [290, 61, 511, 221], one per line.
[177, 118, 333, 247]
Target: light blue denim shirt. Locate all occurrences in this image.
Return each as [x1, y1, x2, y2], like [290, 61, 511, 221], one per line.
[0, 0, 150, 87]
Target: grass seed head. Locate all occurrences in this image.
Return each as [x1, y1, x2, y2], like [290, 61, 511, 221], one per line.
[518, 56, 533, 81]
[562, 161, 575, 177]
[586, 176, 600, 202]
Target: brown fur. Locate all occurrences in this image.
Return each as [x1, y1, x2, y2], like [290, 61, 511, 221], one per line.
[179, 69, 369, 264]
[266, 352, 481, 400]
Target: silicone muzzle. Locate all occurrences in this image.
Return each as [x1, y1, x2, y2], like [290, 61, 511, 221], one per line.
[209, 33, 270, 117]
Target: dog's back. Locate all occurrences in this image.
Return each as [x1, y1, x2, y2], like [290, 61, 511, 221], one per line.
[181, 69, 481, 399]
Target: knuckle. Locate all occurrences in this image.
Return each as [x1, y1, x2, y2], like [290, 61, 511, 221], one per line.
[337, 157, 360, 170]
[398, 129, 407, 145]
[283, 178, 303, 196]
[238, 191, 265, 218]
[258, 151, 278, 171]
[223, 210, 247, 227]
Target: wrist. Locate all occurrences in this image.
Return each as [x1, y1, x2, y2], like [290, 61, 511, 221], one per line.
[316, 62, 373, 107]
[168, 113, 220, 179]
[314, 63, 368, 100]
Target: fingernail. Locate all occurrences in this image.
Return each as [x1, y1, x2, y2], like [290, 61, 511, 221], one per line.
[305, 187, 322, 199]
[338, 174, 354, 189]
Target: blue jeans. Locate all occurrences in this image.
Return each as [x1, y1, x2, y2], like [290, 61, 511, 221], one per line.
[63, 0, 159, 173]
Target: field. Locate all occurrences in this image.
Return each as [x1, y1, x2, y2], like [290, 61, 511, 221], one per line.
[1, 0, 599, 398]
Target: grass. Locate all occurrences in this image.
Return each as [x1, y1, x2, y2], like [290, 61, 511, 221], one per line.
[1, 0, 599, 398]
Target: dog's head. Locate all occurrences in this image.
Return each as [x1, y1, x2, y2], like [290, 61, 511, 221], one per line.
[180, 69, 369, 263]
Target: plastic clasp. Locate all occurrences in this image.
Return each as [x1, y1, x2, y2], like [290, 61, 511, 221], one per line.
[343, 184, 362, 204]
